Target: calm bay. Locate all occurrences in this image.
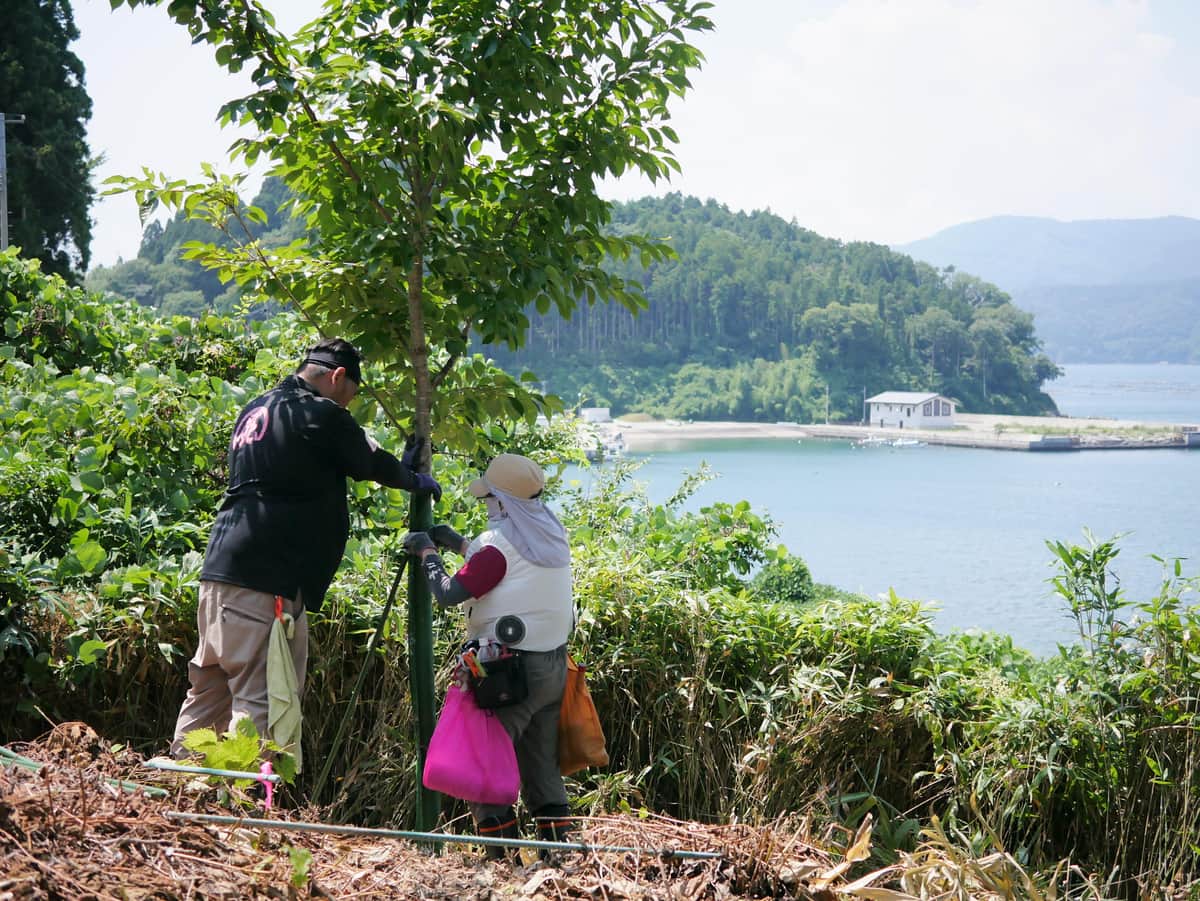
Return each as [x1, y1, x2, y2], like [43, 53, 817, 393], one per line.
[568, 364, 1200, 656]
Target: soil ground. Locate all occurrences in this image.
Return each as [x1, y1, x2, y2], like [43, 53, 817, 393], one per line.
[1, 723, 855, 900]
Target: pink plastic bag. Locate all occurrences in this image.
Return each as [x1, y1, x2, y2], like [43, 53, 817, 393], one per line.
[422, 683, 519, 805]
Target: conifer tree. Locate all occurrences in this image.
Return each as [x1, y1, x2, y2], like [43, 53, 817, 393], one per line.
[0, 0, 94, 282]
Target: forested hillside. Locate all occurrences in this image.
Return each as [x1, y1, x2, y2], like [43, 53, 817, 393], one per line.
[87, 191, 1060, 420]
[492, 195, 1060, 419]
[898, 215, 1200, 363]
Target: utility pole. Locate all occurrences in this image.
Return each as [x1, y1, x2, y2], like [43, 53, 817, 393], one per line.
[1, 113, 27, 251]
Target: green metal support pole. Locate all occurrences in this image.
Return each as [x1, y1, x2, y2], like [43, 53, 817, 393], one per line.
[407, 489, 439, 832]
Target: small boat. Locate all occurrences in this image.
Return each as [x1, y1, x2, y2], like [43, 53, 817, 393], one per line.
[851, 435, 926, 449]
[585, 432, 626, 463]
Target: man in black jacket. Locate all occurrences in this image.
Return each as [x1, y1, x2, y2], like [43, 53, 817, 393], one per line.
[170, 338, 440, 758]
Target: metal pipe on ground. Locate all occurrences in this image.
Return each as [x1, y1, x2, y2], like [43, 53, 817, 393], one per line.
[165, 811, 724, 860]
[142, 758, 282, 783]
[1, 745, 169, 798]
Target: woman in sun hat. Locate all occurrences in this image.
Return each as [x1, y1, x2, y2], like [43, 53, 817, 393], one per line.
[404, 453, 575, 857]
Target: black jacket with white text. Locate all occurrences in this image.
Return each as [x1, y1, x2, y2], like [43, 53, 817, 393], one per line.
[201, 375, 419, 610]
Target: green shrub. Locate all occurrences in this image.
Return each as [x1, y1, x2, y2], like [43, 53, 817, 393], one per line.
[0, 456, 73, 557]
[751, 553, 814, 605]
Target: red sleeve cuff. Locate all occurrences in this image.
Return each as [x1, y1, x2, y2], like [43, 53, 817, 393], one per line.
[454, 545, 507, 597]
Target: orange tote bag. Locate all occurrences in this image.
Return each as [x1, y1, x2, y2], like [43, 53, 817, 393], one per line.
[558, 655, 609, 776]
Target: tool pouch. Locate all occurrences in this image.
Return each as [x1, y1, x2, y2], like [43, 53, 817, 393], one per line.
[470, 649, 528, 710]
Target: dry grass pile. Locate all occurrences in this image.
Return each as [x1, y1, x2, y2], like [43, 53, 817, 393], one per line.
[1, 723, 871, 900]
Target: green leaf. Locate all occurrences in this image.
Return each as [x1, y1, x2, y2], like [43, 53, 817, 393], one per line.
[73, 540, 108, 574]
[208, 731, 261, 773]
[76, 638, 109, 665]
[76, 471, 105, 493]
[182, 728, 221, 755]
[273, 751, 298, 783]
[75, 446, 103, 470]
[287, 845, 312, 888]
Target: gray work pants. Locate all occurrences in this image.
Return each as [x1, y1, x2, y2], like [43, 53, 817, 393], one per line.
[171, 580, 307, 757]
[470, 644, 569, 823]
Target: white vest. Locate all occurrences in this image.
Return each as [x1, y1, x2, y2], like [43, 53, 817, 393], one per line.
[464, 528, 573, 651]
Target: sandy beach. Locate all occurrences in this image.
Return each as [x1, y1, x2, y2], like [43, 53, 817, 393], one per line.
[601, 413, 1198, 452]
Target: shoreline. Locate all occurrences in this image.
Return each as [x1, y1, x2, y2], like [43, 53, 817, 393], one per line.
[601, 414, 1200, 452]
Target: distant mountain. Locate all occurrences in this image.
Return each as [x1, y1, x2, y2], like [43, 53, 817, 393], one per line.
[896, 216, 1200, 363]
[1017, 279, 1200, 364]
[896, 216, 1200, 290]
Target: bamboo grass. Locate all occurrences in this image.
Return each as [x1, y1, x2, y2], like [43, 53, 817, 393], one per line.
[311, 553, 409, 805]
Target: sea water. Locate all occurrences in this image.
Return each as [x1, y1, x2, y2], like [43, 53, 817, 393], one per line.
[565, 365, 1200, 656]
[1049, 363, 1200, 422]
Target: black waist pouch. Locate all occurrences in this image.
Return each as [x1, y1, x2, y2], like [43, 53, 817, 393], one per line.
[471, 651, 528, 709]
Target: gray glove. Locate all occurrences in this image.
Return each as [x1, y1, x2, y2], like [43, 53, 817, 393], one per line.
[412, 472, 443, 502]
[429, 524, 466, 553]
[402, 531, 436, 556]
[400, 434, 426, 469]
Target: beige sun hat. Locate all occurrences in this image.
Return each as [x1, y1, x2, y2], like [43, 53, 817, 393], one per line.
[468, 453, 545, 500]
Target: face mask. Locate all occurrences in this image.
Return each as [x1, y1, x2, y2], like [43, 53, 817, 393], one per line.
[484, 496, 505, 524]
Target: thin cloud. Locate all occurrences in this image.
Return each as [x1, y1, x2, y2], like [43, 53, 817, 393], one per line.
[606, 0, 1199, 245]
[73, 0, 1199, 266]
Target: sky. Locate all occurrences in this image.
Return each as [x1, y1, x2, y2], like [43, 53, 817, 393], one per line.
[71, 0, 1200, 269]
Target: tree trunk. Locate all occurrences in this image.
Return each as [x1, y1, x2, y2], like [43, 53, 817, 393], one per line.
[405, 255, 439, 832]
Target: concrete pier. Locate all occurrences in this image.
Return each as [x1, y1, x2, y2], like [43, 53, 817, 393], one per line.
[797, 413, 1199, 451]
[605, 414, 1199, 452]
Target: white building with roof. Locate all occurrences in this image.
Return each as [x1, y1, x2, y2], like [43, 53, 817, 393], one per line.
[579, 407, 612, 424]
[866, 392, 957, 429]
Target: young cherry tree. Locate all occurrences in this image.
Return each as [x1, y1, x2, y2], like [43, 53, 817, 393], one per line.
[111, 0, 712, 827]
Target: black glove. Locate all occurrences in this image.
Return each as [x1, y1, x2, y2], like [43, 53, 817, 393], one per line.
[413, 472, 442, 502]
[402, 531, 436, 556]
[429, 524, 466, 553]
[401, 434, 426, 469]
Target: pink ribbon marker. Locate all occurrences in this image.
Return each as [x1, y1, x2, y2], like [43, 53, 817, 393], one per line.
[258, 761, 275, 810]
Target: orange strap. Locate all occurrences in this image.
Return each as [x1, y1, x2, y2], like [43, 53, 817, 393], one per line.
[479, 817, 518, 835]
[274, 595, 284, 621]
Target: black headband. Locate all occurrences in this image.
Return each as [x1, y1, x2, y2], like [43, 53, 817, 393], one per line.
[303, 349, 363, 385]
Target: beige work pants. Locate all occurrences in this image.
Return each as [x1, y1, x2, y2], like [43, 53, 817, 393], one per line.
[171, 581, 307, 757]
